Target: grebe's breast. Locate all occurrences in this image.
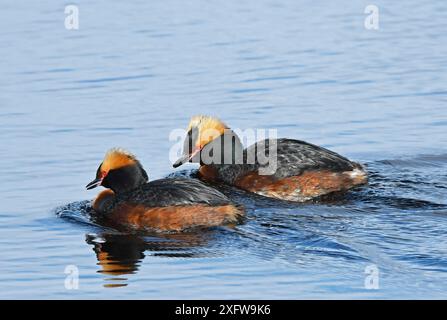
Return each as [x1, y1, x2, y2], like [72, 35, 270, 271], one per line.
[93, 189, 115, 213]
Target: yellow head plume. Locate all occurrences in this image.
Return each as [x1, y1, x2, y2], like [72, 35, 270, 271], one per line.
[187, 115, 228, 148]
[101, 148, 137, 172]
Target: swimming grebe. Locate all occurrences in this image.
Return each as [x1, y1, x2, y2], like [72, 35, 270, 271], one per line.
[86, 148, 243, 232]
[173, 115, 367, 202]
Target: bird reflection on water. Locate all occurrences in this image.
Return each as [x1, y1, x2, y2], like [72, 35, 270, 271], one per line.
[85, 229, 216, 287]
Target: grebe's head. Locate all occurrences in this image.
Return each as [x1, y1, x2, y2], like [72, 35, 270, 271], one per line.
[86, 148, 148, 194]
[173, 115, 229, 168]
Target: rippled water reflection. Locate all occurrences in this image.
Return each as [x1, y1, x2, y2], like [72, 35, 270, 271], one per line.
[1, 1, 446, 298]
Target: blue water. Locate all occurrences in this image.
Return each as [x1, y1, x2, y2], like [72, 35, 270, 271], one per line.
[1, 0, 447, 299]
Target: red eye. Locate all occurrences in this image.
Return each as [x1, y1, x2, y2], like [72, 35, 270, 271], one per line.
[100, 171, 108, 179]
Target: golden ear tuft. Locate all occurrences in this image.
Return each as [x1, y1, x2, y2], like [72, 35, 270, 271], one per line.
[186, 115, 229, 148]
[187, 115, 228, 132]
[101, 148, 137, 172]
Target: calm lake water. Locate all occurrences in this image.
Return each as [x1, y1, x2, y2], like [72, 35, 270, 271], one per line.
[1, 1, 446, 299]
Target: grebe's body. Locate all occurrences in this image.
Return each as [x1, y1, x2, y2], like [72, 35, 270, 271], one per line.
[174, 116, 367, 202]
[87, 149, 242, 232]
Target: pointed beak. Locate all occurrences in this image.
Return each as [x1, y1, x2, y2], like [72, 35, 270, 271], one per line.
[173, 149, 200, 168]
[172, 154, 190, 168]
[86, 177, 102, 190]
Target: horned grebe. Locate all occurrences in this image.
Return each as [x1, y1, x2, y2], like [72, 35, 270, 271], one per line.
[86, 148, 243, 232]
[173, 116, 367, 202]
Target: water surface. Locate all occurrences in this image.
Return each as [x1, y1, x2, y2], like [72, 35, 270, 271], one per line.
[0, 1, 446, 299]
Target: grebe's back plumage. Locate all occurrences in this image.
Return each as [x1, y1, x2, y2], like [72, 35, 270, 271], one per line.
[214, 138, 361, 185]
[250, 138, 357, 177]
[114, 177, 234, 209]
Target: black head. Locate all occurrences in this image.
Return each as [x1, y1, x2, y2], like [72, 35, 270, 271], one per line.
[86, 148, 148, 194]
